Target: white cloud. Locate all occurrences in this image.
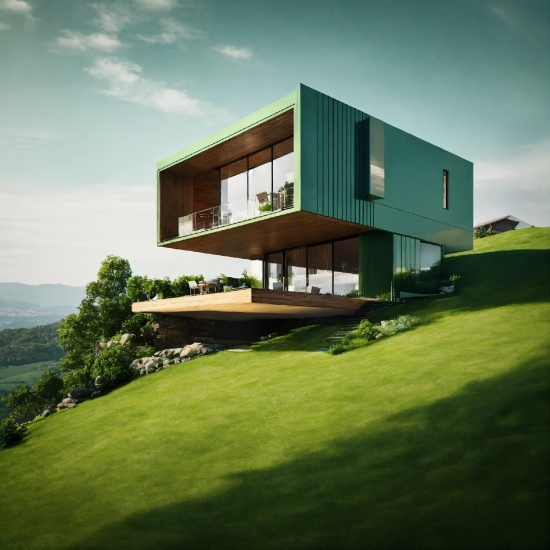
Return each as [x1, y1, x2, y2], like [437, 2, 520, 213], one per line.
[0, 21, 9, 29]
[54, 30, 123, 54]
[84, 57, 204, 115]
[0, 185, 248, 285]
[91, 2, 135, 33]
[135, 0, 177, 11]
[0, 127, 55, 147]
[138, 17, 204, 44]
[0, 0, 32, 14]
[213, 45, 252, 60]
[475, 140, 550, 189]
[474, 141, 550, 227]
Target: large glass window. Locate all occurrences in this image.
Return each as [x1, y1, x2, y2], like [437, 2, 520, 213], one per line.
[248, 148, 272, 215]
[266, 252, 284, 290]
[273, 138, 294, 210]
[221, 158, 248, 223]
[333, 237, 359, 296]
[308, 243, 332, 294]
[286, 247, 307, 292]
[393, 235, 441, 295]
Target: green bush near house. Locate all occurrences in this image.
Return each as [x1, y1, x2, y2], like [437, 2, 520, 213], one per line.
[0, 228, 548, 549]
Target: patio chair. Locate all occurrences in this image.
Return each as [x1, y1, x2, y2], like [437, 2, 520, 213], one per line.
[188, 280, 200, 296]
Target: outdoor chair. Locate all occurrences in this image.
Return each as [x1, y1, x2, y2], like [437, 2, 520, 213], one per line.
[307, 286, 321, 295]
[188, 280, 200, 296]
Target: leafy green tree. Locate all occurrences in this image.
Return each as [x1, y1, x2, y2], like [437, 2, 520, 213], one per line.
[58, 255, 133, 386]
[33, 371, 64, 410]
[4, 386, 36, 422]
[0, 416, 26, 448]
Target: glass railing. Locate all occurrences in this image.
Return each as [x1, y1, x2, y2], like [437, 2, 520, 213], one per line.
[178, 191, 294, 237]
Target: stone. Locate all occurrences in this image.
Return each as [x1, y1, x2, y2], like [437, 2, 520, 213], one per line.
[119, 333, 132, 345]
[260, 336, 269, 341]
[95, 375, 102, 387]
[439, 284, 455, 294]
[41, 410, 51, 417]
[268, 333, 278, 338]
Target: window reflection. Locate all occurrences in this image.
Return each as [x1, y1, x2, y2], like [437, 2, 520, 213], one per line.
[333, 238, 359, 296]
[266, 252, 284, 290]
[286, 247, 307, 292]
[308, 243, 332, 294]
[393, 235, 442, 295]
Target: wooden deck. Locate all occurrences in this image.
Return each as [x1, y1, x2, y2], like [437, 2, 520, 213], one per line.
[132, 288, 374, 320]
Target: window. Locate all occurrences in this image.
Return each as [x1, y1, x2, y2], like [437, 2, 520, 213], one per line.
[443, 169, 449, 209]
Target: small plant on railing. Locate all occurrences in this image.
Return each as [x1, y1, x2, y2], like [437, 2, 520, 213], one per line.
[258, 203, 272, 213]
[449, 274, 461, 285]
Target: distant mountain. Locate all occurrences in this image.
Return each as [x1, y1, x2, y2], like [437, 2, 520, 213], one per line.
[0, 284, 85, 329]
[0, 283, 85, 308]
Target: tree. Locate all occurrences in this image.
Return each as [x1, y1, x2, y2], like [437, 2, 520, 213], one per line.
[33, 371, 64, 410]
[0, 416, 26, 448]
[4, 386, 36, 423]
[58, 255, 133, 386]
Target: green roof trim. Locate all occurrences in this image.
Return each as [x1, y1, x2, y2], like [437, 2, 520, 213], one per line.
[157, 90, 297, 171]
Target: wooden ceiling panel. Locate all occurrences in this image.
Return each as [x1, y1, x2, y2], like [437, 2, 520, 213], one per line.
[160, 211, 373, 260]
[166, 110, 294, 178]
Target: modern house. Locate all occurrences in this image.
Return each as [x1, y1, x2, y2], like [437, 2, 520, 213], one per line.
[134, 84, 473, 324]
[475, 215, 533, 235]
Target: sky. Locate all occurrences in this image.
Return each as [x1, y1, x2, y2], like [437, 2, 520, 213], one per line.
[0, 0, 548, 286]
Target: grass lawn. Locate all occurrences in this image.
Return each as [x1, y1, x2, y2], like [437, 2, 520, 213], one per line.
[0, 228, 548, 549]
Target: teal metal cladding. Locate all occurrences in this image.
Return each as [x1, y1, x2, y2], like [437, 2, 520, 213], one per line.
[297, 84, 473, 254]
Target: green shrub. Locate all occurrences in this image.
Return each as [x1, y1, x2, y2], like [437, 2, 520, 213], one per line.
[350, 319, 378, 341]
[258, 203, 272, 213]
[329, 337, 353, 355]
[0, 416, 26, 449]
[346, 289, 360, 298]
[92, 346, 136, 392]
[449, 274, 462, 285]
[379, 315, 418, 336]
[121, 313, 156, 341]
[474, 226, 491, 239]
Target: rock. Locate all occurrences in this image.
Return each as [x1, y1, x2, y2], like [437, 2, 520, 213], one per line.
[375, 333, 384, 339]
[68, 388, 94, 399]
[381, 321, 387, 328]
[260, 336, 269, 341]
[439, 284, 455, 294]
[95, 375, 102, 387]
[42, 410, 51, 417]
[119, 333, 133, 345]
[268, 333, 278, 338]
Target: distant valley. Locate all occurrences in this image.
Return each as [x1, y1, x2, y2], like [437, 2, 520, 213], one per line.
[0, 283, 85, 329]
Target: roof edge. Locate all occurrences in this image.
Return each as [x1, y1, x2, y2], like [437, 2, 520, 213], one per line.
[157, 89, 297, 171]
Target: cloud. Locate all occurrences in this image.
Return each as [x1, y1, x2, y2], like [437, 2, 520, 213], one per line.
[53, 30, 123, 54]
[0, 0, 32, 15]
[474, 140, 550, 227]
[0, 184, 249, 285]
[213, 45, 252, 60]
[489, 4, 515, 26]
[0, 127, 55, 147]
[137, 17, 204, 44]
[134, 0, 178, 11]
[91, 2, 135, 33]
[84, 57, 205, 115]
[0, 21, 9, 29]
[475, 140, 550, 190]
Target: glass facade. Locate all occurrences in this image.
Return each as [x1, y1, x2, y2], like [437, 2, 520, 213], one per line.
[333, 237, 360, 296]
[263, 236, 359, 295]
[393, 235, 442, 295]
[179, 137, 294, 237]
[307, 243, 332, 294]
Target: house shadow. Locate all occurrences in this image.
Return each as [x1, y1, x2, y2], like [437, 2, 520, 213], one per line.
[66, 354, 550, 550]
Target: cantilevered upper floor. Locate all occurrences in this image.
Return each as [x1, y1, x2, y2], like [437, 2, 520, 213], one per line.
[157, 84, 473, 260]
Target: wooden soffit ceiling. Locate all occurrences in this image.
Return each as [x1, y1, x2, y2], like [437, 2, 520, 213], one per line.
[166, 109, 294, 178]
[160, 211, 373, 260]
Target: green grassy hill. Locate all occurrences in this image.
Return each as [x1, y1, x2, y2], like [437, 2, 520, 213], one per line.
[1, 228, 549, 550]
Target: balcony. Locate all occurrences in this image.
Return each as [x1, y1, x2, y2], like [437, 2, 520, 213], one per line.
[178, 188, 294, 237]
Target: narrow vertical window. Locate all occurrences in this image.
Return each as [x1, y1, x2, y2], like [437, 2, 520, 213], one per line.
[443, 169, 449, 209]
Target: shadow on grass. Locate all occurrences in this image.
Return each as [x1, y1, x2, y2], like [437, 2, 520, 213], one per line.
[68, 354, 550, 550]
[251, 323, 339, 353]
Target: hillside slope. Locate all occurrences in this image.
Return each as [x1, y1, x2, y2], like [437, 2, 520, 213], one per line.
[0, 228, 549, 550]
